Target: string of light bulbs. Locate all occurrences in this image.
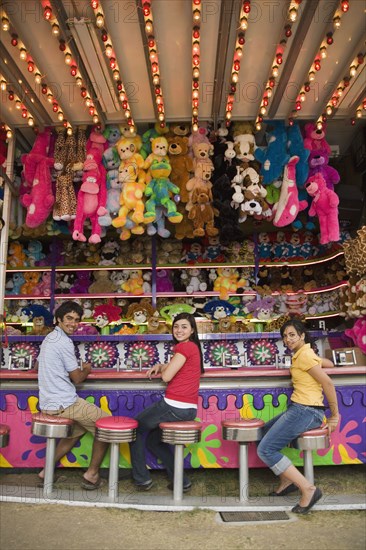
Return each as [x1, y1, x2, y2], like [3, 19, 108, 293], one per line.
[288, 0, 351, 123]
[89, 0, 135, 130]
[223, 0, 252, 126]
[38, 0, 98, 127]
[254, 0, 301, 131]
[140, 0, 167, 128]
[1, 6, 70, 131]
[0, 74, 37, 129]
[191, 0, 201, 133]
[351, 96, 366, 125]
[316, 52, 365, 129]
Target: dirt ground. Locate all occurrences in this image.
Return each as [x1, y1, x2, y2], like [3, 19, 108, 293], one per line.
[1, 466, 365, 550]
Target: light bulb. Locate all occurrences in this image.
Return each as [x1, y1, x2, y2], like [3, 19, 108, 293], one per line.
[326, 105, 332, 115]
[6, 129, 12, 139]
[316, 121, 323, 130]
[113, 70, 120, 80]
[255, 122, 262, 131]
[356, 109, 362, 118]
[333, 16, 341, 28]
[320, 47, 327, 59]
[145, 20, 153, 34]
[158, 113, 165, 121]
[96, 13, 104, 28]
[272, 65, 279, 77]
[192, 123, 199, 133]
[57, 112, 64, 121]
[67, 126, 73, 135]
[64, 52, 72, 65]
[15, 100, 21, 109]
[337, 87, 343, 96]
[34, 72, 42, 84]
[193, 67, 199, 78]
[240, 16, 248, 30]
[93, 115, 99, 124]
[192, 89, 199, 99]
[192, 108, 198, 116]
[124, 109, 131, 118]
[75, 76, 82, 87]
[289, 7, 297, 22]
[226, 111, 232, 120]
[0, 80, 6, 91]
[28, 116, 34, 127]
[52, 23, 60, 36]
[260, 106, 266, 115]
[2, 17, 10, 31]
[153, 74, 160, 85]
[232, 72, 239, 83]
[299, 91, 306, 102]
[308, 71, 315, 81]
[350, 65, 357, 77]
[193, 9, 201, 23]
[19, 48, 27, 61]
[266, 87, 272, 98]
[105, 44, 113, 57]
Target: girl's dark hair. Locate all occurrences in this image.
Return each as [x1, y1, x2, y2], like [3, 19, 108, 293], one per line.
[55, 301, 83, 324]
[280, 318, 313, 346]
[172, 313, 204, 373]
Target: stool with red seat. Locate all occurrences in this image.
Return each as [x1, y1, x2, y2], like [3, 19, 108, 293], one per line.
[32, 413, 74, 497]
[95, 416, 138, 501]
[159, 421, 202, 501]
[0, 424, 10, 448]
[222, 418, 264, 502]
[293, 426, 330, 484]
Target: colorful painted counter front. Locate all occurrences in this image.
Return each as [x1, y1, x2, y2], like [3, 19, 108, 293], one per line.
[1, 366, 365, 471]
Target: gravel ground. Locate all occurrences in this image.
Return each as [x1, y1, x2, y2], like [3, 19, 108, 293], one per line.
[1, 466, 365, 550]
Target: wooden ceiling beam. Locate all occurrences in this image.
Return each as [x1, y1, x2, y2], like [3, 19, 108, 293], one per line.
[51, 0, 107, 126]
[210, 0, 237, 127]
[0, 43, 53, 127]
[268, 0, 336, 119]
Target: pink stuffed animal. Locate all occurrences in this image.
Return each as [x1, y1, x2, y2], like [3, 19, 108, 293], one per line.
[21, 130, 55, 228]
[345, 316, 366, 354]
[303, 122, 331, 155]
[33, 271, 52, 296]
[273, 156, 308, 227]
[73, 147, 107, 244]
[305, 172, 340, 245]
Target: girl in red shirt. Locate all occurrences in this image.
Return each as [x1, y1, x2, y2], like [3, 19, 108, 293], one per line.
[130, 313, 204, 491]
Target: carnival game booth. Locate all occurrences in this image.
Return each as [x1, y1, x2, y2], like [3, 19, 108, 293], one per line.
[0, 1, 366, 506]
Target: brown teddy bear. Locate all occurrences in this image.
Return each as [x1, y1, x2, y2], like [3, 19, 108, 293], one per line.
[188, 186, 219, 237]
[88, 270, 115, 294]
[167, 135, 194, 200]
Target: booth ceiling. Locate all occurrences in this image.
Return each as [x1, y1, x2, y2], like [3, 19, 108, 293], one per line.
[0, 0, 365, 153]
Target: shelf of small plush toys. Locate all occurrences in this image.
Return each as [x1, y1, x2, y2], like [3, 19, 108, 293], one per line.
[4, 231, 349, 342]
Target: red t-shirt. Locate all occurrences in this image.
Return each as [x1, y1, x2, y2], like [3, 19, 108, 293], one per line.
[165, 341, 201, 405]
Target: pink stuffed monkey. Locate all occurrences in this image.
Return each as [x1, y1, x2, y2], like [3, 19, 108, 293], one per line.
[73, 148, 107, 243]
[21, 130, 55, 228]
[305, 172, 340, 245]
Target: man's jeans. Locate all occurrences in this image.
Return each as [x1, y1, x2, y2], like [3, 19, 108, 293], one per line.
[257, 402, 324, 475]
[130, 399, 197, 485]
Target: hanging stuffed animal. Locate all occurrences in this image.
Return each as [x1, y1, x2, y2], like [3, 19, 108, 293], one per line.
[305, 172, 340, 244]
[272, 156, 308, 227]
[21, 129, 55, 228]
[72, 148, 107, 243]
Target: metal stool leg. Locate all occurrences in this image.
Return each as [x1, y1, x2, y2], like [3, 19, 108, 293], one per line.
[108, 442, 119, 501]
[43, 438, 56, 497]
[239, 443, 249, 502]
[173, 444, 184, 501]
[303, 450, 314, 484]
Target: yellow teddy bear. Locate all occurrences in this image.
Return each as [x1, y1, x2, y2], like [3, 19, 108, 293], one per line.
[143, 136, 169, 172]
[213, 267, 246, 300]
[116, 136, 146, 184]
[112, 163, 146, 240]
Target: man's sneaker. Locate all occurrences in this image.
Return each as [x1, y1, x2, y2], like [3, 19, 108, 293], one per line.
[167, 481, 192, 493]
[135, 480, 154, 491]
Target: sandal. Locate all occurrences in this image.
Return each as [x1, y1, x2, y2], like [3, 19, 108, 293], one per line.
[81, 477, 105, 491]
